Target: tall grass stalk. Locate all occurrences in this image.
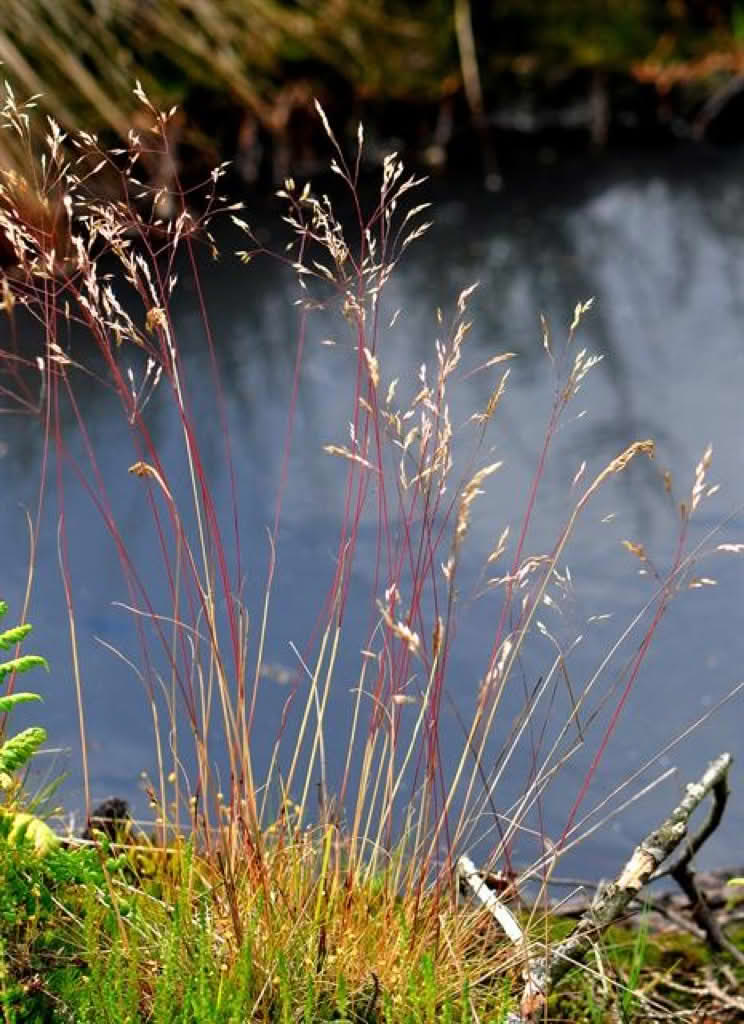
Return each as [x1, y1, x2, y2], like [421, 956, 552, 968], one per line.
[1, 80, 740, 1018]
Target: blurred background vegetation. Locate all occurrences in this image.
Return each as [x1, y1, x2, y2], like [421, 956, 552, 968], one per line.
[2, 1, 744, 187]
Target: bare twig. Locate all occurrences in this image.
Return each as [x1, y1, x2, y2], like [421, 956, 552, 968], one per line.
[657, 763, 744, 965]
[702, 964, 744, 1013]
[669, 861, 744, 965]
[459, 752, 734, 1023]
[456, 855, 524, 944]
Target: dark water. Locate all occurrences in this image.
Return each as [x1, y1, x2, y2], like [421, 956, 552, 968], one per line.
[2, 148, 743, 880]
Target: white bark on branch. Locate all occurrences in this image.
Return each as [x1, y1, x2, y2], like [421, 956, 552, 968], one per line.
[457, 752, 733, 1023]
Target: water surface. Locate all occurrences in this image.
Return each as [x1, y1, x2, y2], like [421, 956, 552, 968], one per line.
[2, 148, 743, 879]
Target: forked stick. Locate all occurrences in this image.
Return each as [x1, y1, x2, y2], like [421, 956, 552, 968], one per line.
[457, 752, 733, 1023]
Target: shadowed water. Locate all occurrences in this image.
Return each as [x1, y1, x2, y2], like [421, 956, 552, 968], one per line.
[1, 148, 743, 880]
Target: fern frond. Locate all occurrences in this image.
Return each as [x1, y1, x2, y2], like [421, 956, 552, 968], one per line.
[0, 692, 43, 713]
[0, 809, 59, 855]
[0, 655, 48, 683]
[0, 727, 47, 776]
[0, 623, 33, 650]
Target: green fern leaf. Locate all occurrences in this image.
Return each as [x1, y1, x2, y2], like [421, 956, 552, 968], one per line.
[0, 692, 42, 713]
[0, 727, 47, 775]
[0, 655, 48, 683]
[0, 810, 58, 855]
[0, 623, 33, 650]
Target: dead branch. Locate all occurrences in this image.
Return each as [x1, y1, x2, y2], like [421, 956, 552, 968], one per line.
[658, 759, 744, 966]
[457, 751, 734, 1023]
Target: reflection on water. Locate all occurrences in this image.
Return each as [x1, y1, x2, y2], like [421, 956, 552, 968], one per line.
[2, 149, 743, 876]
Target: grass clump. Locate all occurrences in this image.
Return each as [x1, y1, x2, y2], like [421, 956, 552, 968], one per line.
[0, 80, 742, 1022]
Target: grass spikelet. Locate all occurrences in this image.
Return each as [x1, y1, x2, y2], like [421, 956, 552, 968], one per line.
[691, 442, 714, 512]
[322, 444, 377, 471]
[580, 439, 655, 504]
[487, 525, 510, 565]
[454, 461, 503, 549]
[128, 461, 174, 503]
[471, 367, 510, 425]
[377, 603, 423, 659]
[456, 280, 479, 312]
[569, 296, 595, 333]
[363, 346, 380, 390]
[622, 539, 647, 563]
